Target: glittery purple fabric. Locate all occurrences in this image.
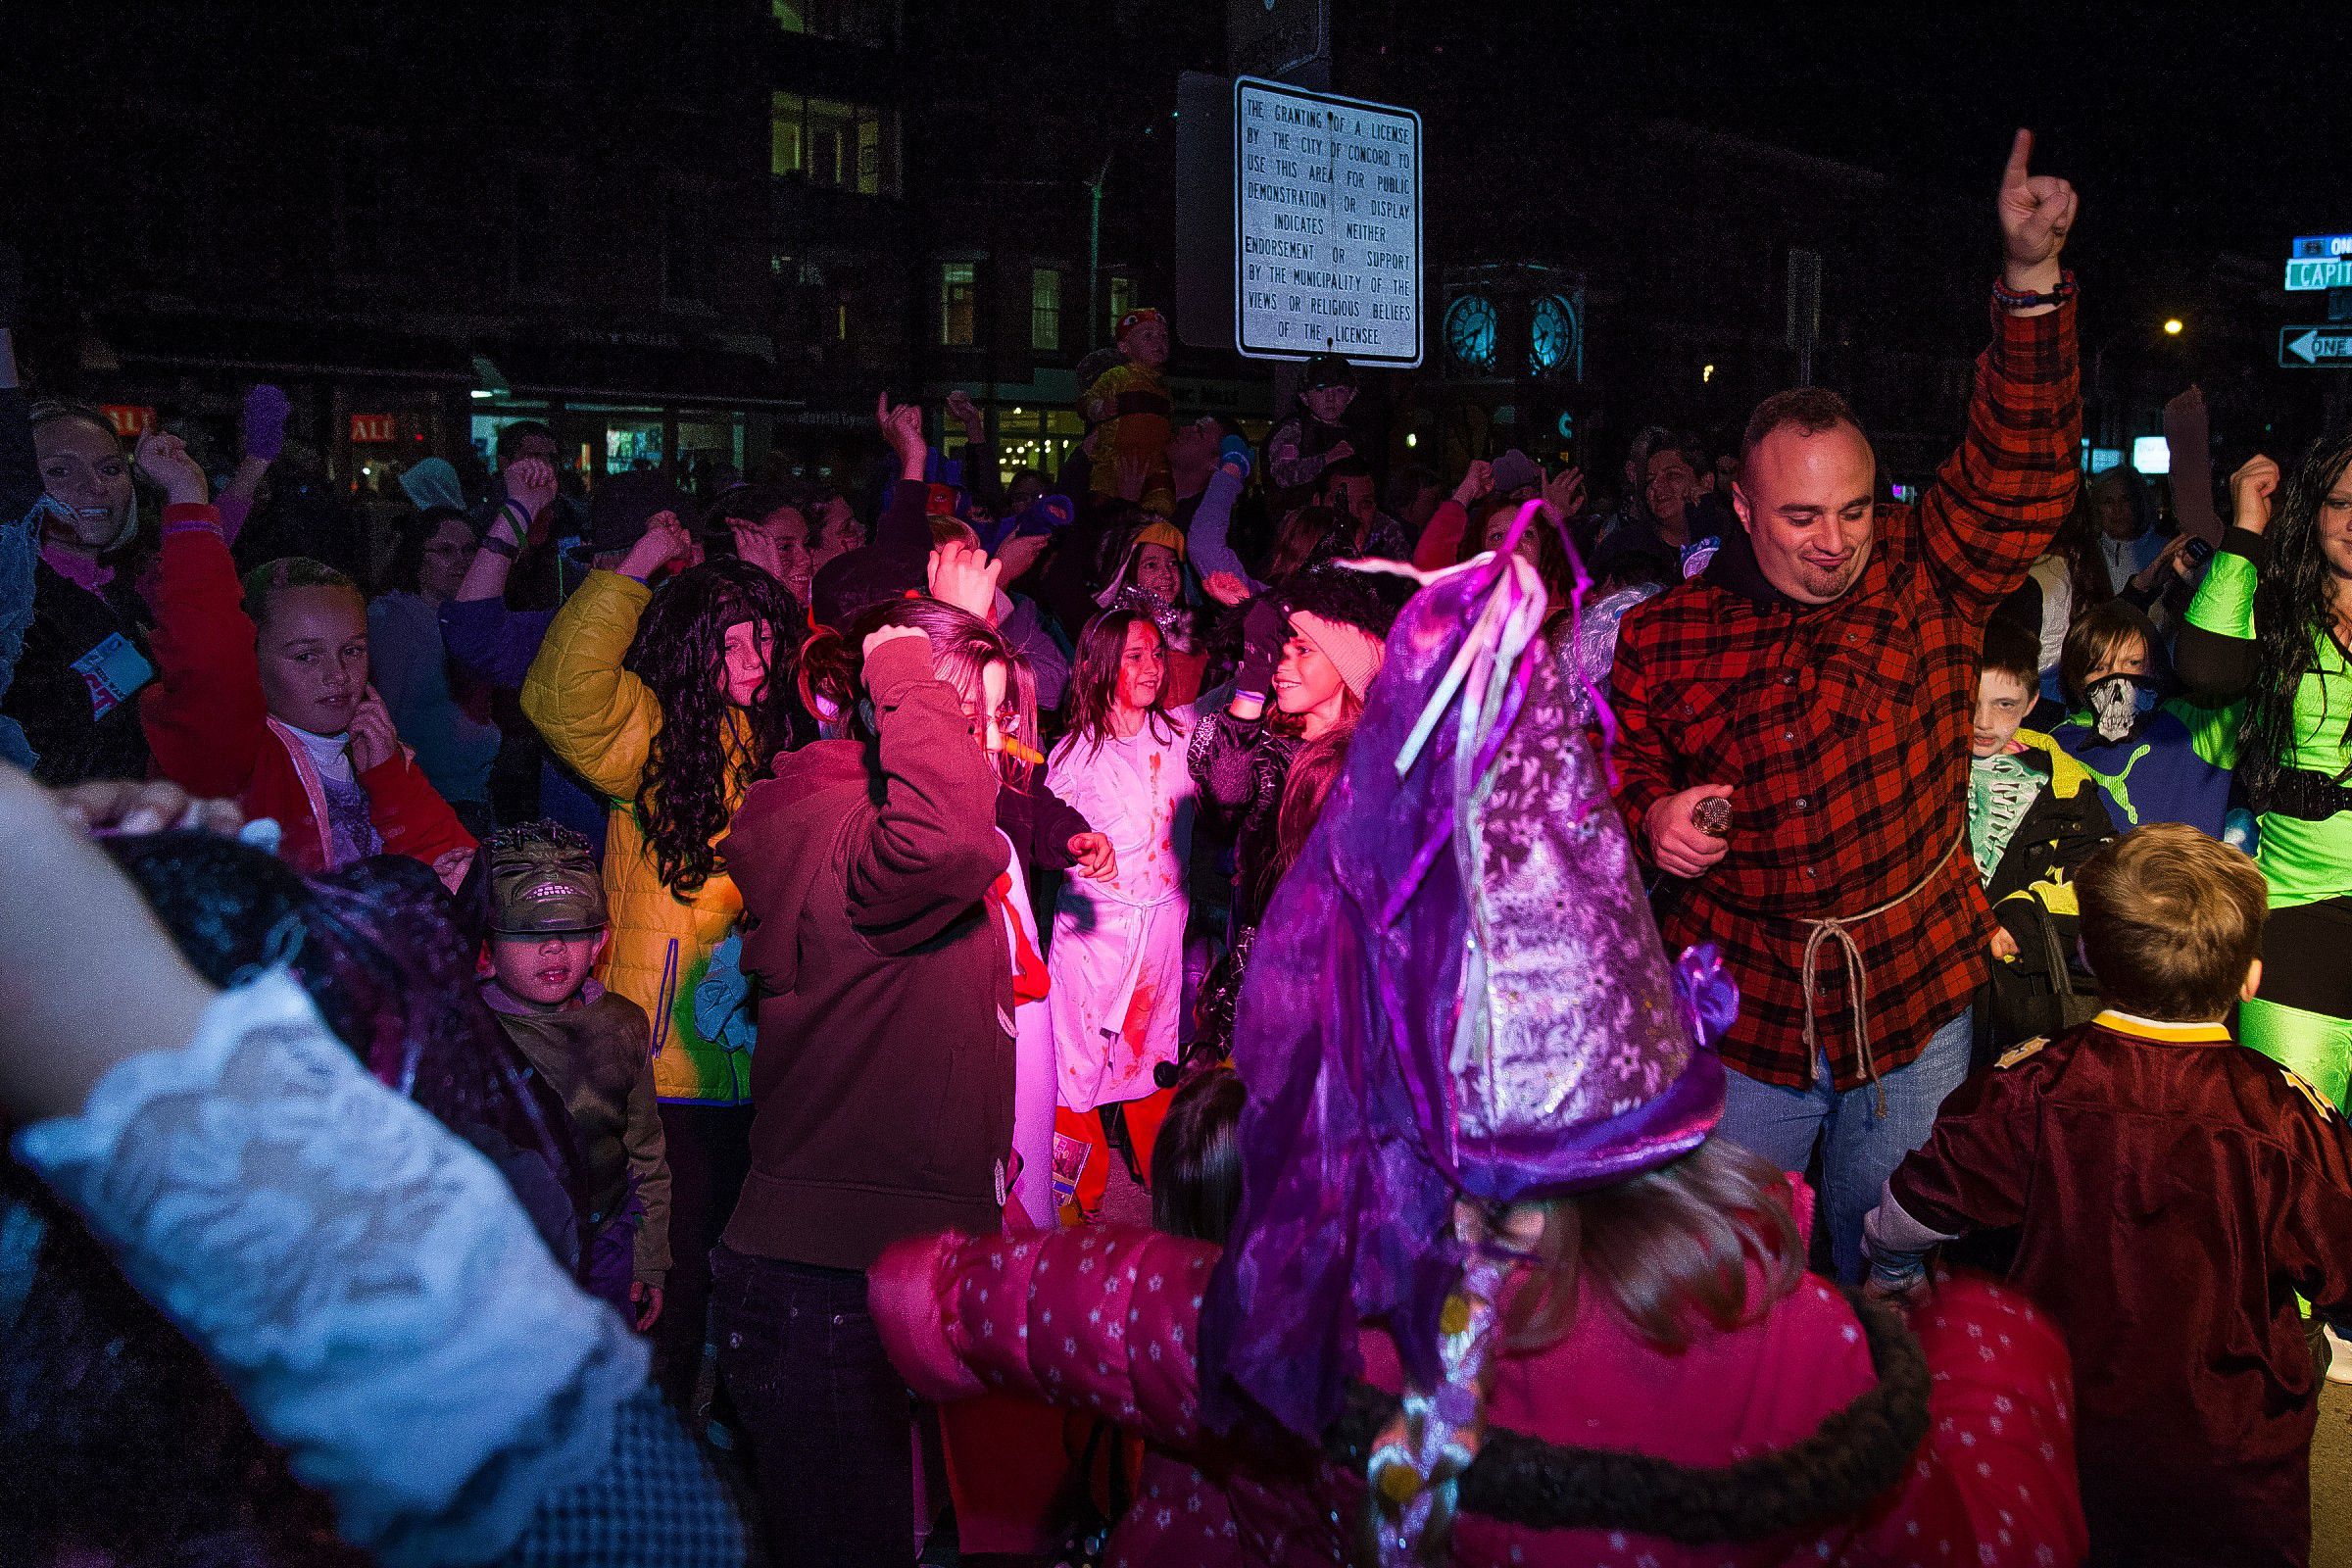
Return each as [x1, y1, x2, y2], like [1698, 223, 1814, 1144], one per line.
[1199, 552, 1728, 1441]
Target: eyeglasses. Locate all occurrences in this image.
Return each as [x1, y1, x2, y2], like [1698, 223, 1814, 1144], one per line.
[961, 703, 1021, 738]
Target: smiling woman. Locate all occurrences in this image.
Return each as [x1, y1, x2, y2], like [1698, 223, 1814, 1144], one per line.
[2, 399, 157, 784]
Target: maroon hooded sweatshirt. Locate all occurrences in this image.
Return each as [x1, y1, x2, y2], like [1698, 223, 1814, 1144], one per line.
[718, 634, 1015, 1272]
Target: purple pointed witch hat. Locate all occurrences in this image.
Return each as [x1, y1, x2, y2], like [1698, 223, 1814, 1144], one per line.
[1199, 507, 1733, 1442]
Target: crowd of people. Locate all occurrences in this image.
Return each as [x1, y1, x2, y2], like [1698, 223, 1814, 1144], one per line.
[4, 132, 2352, 1568]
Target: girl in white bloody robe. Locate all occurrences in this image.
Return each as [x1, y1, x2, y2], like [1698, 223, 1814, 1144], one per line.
[1045, 701, 1197, 1220]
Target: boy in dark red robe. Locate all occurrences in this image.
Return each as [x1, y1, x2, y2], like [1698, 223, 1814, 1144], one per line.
[1865, 823, 2352, 1568]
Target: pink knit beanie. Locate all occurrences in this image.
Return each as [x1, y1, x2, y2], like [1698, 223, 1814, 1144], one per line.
[1289, 610, 1386, 700]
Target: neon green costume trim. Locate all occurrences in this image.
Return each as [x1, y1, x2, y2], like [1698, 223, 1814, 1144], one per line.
[2239, 995, 2352, 1112]
[2185, 546, 2352, 907]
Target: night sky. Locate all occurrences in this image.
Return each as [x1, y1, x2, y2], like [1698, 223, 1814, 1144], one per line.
[1411, 2, 2352, 268]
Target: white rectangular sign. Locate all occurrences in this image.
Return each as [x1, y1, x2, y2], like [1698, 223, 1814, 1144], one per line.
[1232, 76, 1422, 366]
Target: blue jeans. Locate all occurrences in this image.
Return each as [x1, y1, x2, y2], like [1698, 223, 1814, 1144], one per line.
[1715, 1007, 1973, 1283]
[711, 1247, 912, 1567]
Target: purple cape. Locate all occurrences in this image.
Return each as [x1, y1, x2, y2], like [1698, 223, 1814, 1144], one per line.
[1199, 547, 1727, 1440]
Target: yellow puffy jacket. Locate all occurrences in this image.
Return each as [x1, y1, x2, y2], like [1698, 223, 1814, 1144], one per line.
[522, 571, 755, 1104]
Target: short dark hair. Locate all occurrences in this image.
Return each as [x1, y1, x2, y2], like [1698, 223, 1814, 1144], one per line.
[241, 556, 362, 629]
[1740, 388, 1866, 465]
[1320, 456, 1374, 487]
[1979, 617, 2040, 687]
[1645, 432, 1709, 479]
[2058, 600, 2156, 709]
[2076, 825, 2267, 1021]
[495, 419, 557, 465]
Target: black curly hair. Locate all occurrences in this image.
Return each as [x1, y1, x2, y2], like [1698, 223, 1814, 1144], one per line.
[2244, 430, 2352, 803]
[624, 558, 809, 895]
[1281, 561, 1408, 642]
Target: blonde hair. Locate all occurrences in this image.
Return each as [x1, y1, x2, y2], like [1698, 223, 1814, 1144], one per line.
[2075, 824, 2266, 1021]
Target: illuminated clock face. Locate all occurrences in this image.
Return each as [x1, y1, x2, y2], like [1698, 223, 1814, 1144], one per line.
[1446, 294, 1496, 371]
[1530, 293, 1579, 376]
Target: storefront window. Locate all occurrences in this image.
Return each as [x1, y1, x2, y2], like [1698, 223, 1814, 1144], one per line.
[606, 420, 664, 472]
[1107, 274, 1136, 338]
[990, 406, 1085, 486]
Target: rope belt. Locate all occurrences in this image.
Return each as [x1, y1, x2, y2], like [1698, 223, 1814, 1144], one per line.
[1795, 829, 1966, 1109]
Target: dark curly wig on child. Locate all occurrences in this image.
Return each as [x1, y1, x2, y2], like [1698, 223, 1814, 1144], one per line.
[622, 558, 809, 895]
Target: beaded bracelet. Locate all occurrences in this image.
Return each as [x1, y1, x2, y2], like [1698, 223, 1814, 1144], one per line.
[1990, 270, 2077, 312]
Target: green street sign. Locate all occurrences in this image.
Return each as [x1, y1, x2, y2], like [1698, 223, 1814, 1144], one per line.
[2286, 257, 2352, 291]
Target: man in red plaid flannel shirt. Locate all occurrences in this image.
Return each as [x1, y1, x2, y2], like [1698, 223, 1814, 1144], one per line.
[1610, 130, 2082, 1280]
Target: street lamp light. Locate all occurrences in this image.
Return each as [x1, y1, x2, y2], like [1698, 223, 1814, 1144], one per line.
[2163, 318, 2184, 336]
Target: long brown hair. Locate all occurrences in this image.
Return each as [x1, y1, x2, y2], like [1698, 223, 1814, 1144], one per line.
[1060, 610, 1180, 760]
[796, 596, 1016, 770]
[1271, 718, 1353, 883]
[1264, 504, 1340, 585]
[1500, 1137, 1805, 1354]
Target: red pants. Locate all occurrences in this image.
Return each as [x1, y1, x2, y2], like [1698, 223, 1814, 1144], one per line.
[1054, 1084, 1175, 1222]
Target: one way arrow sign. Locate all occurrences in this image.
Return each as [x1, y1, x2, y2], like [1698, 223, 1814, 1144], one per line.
[2280, 327, 2352, 368]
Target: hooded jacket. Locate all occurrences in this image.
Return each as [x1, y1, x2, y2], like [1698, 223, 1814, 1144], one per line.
[718, 633, 1016, 1271]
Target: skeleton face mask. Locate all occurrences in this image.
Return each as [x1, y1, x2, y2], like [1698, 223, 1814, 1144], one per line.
[2086, 673, 2158, 742]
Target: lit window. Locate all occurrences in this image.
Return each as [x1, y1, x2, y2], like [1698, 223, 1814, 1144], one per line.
[941, 263, 977, 348]
[770, 93, 806, 177]
[1108, 275, 1135, 337]
[772, 0, 897, 47]
[1031, 268, 1061, 351]
[771, 92, 899, 194]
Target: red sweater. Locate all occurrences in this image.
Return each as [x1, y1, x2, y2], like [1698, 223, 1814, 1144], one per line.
[140, 509, 474, 877]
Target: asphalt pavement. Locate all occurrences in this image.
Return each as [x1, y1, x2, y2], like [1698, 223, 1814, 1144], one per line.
[2318, 1382, 2352, 1565]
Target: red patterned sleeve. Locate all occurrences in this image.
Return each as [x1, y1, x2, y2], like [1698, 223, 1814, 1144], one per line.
[872, 1226, 1218, 1448]
[1913, 294, 2082, 623]
[1847, 1274, 2089, 1564]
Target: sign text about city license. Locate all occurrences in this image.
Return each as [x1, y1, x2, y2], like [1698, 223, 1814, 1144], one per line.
[1232, 76, 1422, 366]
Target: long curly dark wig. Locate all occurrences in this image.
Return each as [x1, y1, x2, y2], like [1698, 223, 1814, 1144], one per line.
[624, 558, 809, 895]
[0, 835, 581, 1567]
[2243, 430, 2352, 803]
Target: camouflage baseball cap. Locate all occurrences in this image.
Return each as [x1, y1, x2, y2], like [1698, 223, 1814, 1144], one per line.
[487, 822, 607, 936]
